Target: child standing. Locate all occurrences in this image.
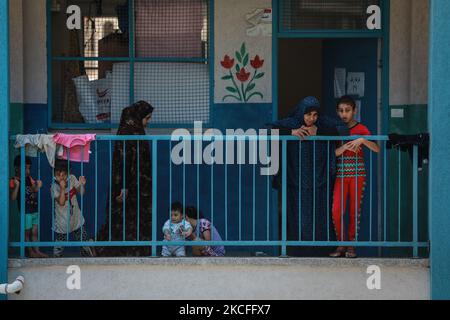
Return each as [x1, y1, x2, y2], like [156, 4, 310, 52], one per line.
[162, 202, 193, 257]
[51, 160, 95, 257]
[330, 96, 380, 258]
[10, 156, 47, 258]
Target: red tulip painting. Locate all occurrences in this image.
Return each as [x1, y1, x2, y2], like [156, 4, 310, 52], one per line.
[221, 43, 265, 103]
[221, 55, 235, 69]
[250, 55, 264, 69]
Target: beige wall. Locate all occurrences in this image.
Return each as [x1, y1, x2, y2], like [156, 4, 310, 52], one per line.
[22, 0, 47, 104]
[9, 0, 24, 104]
[215, 0, 272, 104]
[390, 0, 429, 106]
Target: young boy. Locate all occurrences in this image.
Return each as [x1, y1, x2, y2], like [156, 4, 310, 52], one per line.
[51, 160, 95, 257]
[10, 156, 47, 258]
[330, 96, 380, 258]
[162, 202, 193, 257]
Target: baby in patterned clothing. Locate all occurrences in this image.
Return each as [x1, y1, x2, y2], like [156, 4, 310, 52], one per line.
[161, 202, 193, 257]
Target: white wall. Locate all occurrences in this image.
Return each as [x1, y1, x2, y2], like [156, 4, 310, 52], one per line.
[390, 0, 429, 106]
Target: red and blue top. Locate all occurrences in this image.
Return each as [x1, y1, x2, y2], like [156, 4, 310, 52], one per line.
[337, 123, 371, 178]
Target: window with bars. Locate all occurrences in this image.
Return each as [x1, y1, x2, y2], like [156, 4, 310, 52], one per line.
[49, 0, 211, 126]
[279, 0, 381, 31]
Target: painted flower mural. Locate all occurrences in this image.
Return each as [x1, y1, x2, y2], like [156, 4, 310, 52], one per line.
[221, 43, 265, 102]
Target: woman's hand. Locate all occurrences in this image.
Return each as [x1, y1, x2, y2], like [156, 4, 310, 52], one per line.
[291, 128, 310, 139]
[302, 125, 318, 137]
[116, 189, 129, 203]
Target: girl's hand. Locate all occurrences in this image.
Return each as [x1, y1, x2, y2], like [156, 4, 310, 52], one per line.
[36, 180, 43, 189]
[116, 189, 128, 203]
[13, 178, 20, 189]
[164, 233, 171, 241]
[79, 176, 86, 186]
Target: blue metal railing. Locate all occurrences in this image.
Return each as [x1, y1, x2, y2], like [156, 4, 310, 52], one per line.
[8, 135, 428, 257]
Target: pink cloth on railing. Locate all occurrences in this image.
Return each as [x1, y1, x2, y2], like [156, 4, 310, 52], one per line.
[53, 134, 96, 163]
[135, 0, 204, 58]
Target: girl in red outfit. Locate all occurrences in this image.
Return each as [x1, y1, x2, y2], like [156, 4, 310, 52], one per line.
[330, 96, 380, 258]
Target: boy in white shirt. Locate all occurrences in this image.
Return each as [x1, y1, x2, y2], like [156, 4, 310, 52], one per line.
[51, 160, 95, 257]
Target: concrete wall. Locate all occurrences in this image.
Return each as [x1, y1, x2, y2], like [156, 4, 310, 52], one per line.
[8, 258, 430, 300]
[390, 0, 429, 106]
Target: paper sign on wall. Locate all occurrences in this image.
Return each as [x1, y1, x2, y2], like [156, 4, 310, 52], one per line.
[334, 68, 346, 98]
[355, 100, 362, 122]
[347, 72, 365, 98]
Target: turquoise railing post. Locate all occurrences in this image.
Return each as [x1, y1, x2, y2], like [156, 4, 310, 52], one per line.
[412, 145, 419, 258]
[109, 140, 112, 241]
[369, 150, 373, 242]
[281, 140, 287, 257]
[152, 140, 157, 256]
[298, 141, 302, 241]
[137, 141, 140, 242]
[20, 148, 25, 258]
[38, 153, 41, 242]
[398, 148, 401, 242]
[95, 141, 98, 241]
[211, 138, 214, 238]
[123, 141, 126, 242]
[327, 141, 330, 242]
[313, 141, 316, 242]
[198, 138, 202, 239]
[67, 149, 71, 244]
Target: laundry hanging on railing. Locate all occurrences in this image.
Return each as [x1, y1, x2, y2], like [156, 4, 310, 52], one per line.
[387, 133, 430, 170]
[14, 134, 64, 168]
[53, 134, 97, 163]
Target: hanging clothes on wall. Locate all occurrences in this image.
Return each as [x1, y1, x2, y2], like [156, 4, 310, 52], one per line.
[387, 133, 430, 170]
[53, 134, 97, 163]
[14, 134, 63, 168]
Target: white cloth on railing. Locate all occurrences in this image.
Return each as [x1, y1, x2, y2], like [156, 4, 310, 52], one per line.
[14, 134, 63, 168]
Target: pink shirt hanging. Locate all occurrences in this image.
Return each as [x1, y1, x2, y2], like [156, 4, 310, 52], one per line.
[53, 134, 96, 163]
